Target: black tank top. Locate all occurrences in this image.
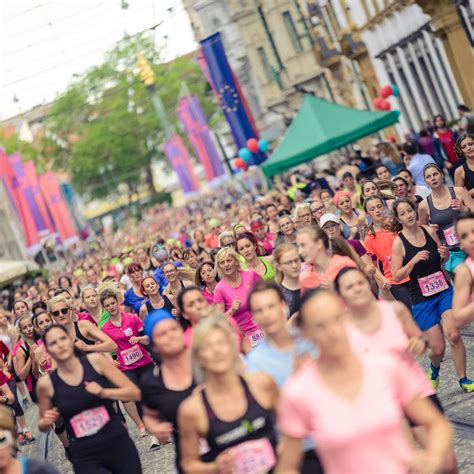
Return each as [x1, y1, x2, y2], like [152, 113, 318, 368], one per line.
[140, 365, 195, 473]
[145, 295, 174, 315]
[426, 187, 460, 250]
[201, 377, 276, 462]
[73, 321, 96, 357]
[399, 227, 450, 304]
[50, 356, 125, 445]
[463, 161, 474, 192]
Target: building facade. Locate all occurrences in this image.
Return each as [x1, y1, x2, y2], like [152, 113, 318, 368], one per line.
[313, 0, 472, 133]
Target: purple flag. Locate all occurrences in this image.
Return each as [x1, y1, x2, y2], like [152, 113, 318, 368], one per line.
[163, 135, 200, 194]
[176, 95, 225, 181]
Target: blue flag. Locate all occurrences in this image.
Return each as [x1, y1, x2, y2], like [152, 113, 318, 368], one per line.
[200, 32, 265, 165]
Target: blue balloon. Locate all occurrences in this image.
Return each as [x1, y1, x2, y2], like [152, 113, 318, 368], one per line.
[258, 139, 269, 153]
[392, 84, 399, 97]
[238, 147, 252, 163]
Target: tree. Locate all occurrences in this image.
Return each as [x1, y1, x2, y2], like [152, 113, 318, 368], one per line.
[45, 33, 218, 201]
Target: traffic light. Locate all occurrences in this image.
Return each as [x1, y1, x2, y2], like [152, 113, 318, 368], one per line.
[136, 52, 155, 87]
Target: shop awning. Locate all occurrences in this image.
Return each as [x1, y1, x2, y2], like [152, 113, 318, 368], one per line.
[0, 260, 39, 286]
[262, 95, 399, 177]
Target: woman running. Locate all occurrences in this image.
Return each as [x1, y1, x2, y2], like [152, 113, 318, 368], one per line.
[13, 315, 39, 407]
[37, 325, 142, 473]
[453, 212, 474, 327]
[454, 134, 474, 196]
[139, 276, 175, 320]
[213, 247, 263, 347]
[274, 213, 297, 246]
[277, 289, 453, 474]
[362, 195, 411, 307]
[247, 281, 322, 474]
[273, 244, 302, 317]
[235, 232, 275, 281]
[48, 295, 116, 356]
[140, 310, 196, 472]
[391, 198, 474, 392]
[123, 263, 146, 314]
[78, 287, 105, 326]
[392, 175, 423, 204]
[178, 315, 278, 473]
[162, 261, 194, 306]
[99, 290, 153, 437]
[195, 261, 218, 304]
[418, 163, 474, 273]
[297, 226, 358, 293]
[333, 191, 364, 240]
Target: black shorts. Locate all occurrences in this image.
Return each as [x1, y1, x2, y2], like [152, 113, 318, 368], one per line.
[123, 363, 154, 387]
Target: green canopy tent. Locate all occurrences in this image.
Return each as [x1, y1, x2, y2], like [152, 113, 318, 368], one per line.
[262, 95, 399, 177]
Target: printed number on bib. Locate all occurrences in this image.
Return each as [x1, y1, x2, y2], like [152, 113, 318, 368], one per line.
[123, 327, 134, 337]
[418, 271, 448, 297]
[443, 226, 459, 246]
[121, 344, 143, 366]
[228, 438, 276, 474]
[70, 406, 110, 438]
[247, 330, 265, 347]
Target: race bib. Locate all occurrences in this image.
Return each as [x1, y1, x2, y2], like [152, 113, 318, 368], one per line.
[229, 438, 276, 474]
[247, 330, 265, 347]
[120, 344, 143, 366]
[418, 271, 448, 297]
[70, 406, 110, 438]
[123, 327, 134, 337]
[443, 226, 459, 246]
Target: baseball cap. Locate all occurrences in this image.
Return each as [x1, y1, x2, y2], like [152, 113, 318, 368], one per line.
[319, 213, 340, 228]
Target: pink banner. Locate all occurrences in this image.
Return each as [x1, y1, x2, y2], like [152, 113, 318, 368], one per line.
[39, 172, 78, 247]
[0, 149, 40, 252]
[24, 160, 55, 236]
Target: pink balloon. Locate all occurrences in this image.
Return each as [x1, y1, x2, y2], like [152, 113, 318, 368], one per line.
[372, 97, 383, 109]
[246, 138, 259, 153]
[379, 100, 391, 111]
[380, 85, 393, 99]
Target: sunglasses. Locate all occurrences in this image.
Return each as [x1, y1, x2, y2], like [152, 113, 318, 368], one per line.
[52, 307, 69, 317]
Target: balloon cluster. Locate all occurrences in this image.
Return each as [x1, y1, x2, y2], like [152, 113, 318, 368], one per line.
[372, 84, 399, 111]
[233, 138, 269, 171]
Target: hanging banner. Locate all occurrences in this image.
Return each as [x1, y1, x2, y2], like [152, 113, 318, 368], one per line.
[39, 172, 78, 247]
[199, 33, 262, 163]
[162, 134, 200, 194]
[24, 160, 55, 236]
[176, 94, 225, 181]
[0, 150, 40, 253]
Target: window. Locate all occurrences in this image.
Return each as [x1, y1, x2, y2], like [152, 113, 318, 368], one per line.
[282, 11, 303, 53]
[257, 47, 273, 81]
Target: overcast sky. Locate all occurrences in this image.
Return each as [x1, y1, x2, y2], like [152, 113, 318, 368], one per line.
[0, 0, 197, 120]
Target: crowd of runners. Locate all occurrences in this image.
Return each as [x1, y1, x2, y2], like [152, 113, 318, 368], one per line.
[0, 129, 473, 473]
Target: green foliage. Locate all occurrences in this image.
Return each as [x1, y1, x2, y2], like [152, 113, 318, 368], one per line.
[45, 34, 218, 201]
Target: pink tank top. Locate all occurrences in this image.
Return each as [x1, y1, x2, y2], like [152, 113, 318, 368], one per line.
[346, 301, 434, 398]
[464, 257, 474, 302]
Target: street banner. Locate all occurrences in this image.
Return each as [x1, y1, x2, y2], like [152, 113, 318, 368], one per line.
[176, 94, 225, 181]
[0, 150, 40, 252]
[24, 160, 55, 236]
[39, 172, 78, 247]
[162, 134, 200, 194]
[8, 152, 50, 237]
[199, 33, 263, 163]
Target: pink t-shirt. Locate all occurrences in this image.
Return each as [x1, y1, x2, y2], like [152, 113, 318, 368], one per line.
[346, 301, 434, 398]
[201, 287, 215, 305]
[299, 255, 357, 293]
[101, 312, 152, 371]
[77, 311, 97, 325]
[279, 353, 422, 474]
[213, 270, 261, 335]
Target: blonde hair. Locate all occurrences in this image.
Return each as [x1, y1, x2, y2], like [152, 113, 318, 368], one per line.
[191, 313, 239, 383]
[47, 294, 71, 312]
[273, 243, 299, 284]
[214, 247, 242, 279]
[96, 280, 123, 304]
[294, 203, 310, 217]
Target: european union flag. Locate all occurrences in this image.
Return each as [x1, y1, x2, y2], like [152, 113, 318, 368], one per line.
[200, 32, 265, 165]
